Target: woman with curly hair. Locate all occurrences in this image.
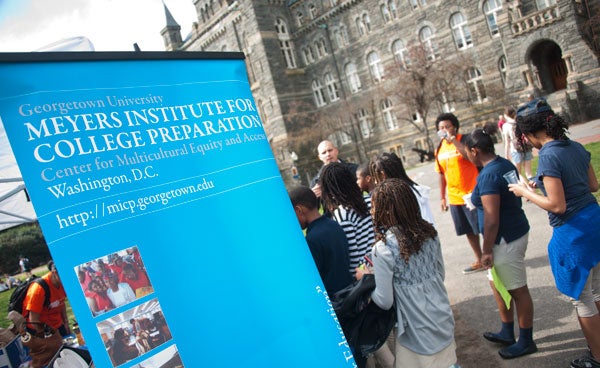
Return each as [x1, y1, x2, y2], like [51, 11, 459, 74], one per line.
[356, 179, 457, 368]
[509, 98, 600, 368]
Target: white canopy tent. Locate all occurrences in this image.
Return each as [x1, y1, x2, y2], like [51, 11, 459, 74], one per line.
[0, 37, 95, 232]
[0, 122, 37, 232]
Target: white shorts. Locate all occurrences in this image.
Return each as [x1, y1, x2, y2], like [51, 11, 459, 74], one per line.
[486, 233, 528, 290]
[571, 262, 600, 318]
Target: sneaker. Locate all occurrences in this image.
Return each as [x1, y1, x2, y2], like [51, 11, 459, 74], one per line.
[571, 356, 600, 368]
[462, 262, 484, 274]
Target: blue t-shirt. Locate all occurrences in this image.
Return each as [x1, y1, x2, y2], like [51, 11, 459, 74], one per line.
[536, 140, 597, 227]
[471, 156, 530, 244]
[305, 215, 354, 295]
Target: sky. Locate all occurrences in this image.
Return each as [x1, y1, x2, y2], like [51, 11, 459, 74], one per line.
[0, 0, 198, 52]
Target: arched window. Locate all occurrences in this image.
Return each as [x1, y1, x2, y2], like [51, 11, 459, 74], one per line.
[388, 0, 398, 18]
[419, 26, 436, 60]
[409, 0, 427, 10]
[357, 108, 372, 137]
[312, 79, 327, 106]
[324, 73, 340, 102]
[302, 46, 315, 65]
[381, 99, 397, 130]
[356, 13, 371, 36]
[498, 55, 507, 85]
[363, 14, 371, 32]
[483, 0, 502, 36]
[356, 17, 367, 36]
[381, 4, 392, 23]
[332, 29, 342, 49]
[450, 12, 473, 50]
[367, 51, 384, 81]
[392, 39, 409, 69]
[309, 4, 318, 19]
[315, 38, 327, 58]
[275, 19, 297, 69]
[345, 62, 362, 93]
[296, 12, 304, 27]
[467, 67, 487, 103]
[333, 23, 350, 48]
[334, 130, 352, 145]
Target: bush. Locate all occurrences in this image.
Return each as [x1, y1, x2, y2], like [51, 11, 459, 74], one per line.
[0, 222, 50, 275]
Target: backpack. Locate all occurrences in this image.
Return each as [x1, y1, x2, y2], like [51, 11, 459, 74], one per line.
[512, 133, 533, 153]
[7, 278, 51, 314]
[332, 274, 396, 358]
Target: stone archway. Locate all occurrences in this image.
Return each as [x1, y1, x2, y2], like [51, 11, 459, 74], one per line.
[527, 40, 568, 93]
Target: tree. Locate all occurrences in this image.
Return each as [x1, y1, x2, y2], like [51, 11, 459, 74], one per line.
[282, 98, 375, 184]
[380, 42, 473, 155]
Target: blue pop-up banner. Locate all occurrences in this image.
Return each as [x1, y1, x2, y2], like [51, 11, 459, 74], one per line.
[0, 52, 355, 367]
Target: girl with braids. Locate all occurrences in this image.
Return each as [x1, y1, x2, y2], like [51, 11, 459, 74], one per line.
[463, 123, 537, 359]
[356, 179, 458, 368]
[319, 162, 374, 276]
[510, 98, 600, 368]
[320, 163, 395, 368]
[370, 152, 435, 225]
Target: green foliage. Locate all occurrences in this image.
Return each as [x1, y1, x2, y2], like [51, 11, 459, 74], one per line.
[0, 222, 50, 275]
[587, 141, 600, 201]
[0, 289, 11, 328]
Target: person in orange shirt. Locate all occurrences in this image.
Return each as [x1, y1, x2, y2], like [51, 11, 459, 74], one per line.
[22, 261, 71, 336]
[435, 113, 483, 274]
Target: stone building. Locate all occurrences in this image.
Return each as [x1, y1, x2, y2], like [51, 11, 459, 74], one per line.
[161, 0, 599, 184]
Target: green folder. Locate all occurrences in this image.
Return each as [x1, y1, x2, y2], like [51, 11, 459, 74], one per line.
[492, 266, 512, 309]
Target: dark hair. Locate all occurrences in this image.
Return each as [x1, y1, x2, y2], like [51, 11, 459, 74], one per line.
[288, 186, 318, 210]
[319, 162, 369, 217]
[47, 261, 55, 272]
[504, 106, 516, 119]
[122, 263, 136, 273]
[87, 278, 99, 291]
[435, 113, 459, 130]
[356, 162, 370, 178]
[464, 122, 499, 154]
[369, 152, 417, 190]
[371, 179, 437, 263]
[515, 99, 568, 140]
[113, 328, 126, 340]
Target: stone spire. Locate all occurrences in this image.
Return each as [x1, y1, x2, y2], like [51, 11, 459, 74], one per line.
[160, 2, 183, 51]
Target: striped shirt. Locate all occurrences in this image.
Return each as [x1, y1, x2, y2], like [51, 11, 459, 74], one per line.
[332, 202, 375, 274]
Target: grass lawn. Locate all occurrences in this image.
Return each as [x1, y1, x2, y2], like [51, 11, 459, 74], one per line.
[0, 266, 74, 329]
[531, 141, 600, 201]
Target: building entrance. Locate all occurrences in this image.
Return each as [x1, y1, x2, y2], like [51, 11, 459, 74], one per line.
[528, 40, 567, 93]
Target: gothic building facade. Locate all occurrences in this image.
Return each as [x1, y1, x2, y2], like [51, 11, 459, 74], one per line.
[161, 0, 599, 184]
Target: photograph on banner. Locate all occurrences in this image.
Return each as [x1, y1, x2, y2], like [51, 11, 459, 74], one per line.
[96, 298, 172, 367]
[131, 344, 184, 368]
[76, 246, 153, 317]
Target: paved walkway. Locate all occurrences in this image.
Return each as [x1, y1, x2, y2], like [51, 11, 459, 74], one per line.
[405, 119, 600, 368]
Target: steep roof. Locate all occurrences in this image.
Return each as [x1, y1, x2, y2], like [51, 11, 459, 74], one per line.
[163, 1, 180, 28]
